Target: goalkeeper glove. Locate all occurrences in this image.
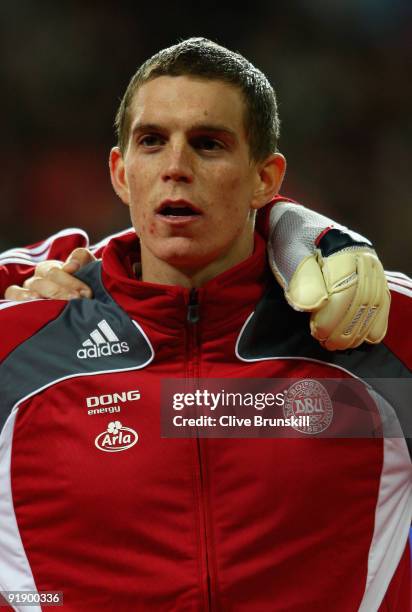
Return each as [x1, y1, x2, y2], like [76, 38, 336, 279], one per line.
[268, 202, 390, 351]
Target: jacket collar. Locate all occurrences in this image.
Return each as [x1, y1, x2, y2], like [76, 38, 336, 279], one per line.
[101, 231, 270, 336]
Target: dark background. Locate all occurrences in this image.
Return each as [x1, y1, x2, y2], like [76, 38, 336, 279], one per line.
[1, 1, 411, 271]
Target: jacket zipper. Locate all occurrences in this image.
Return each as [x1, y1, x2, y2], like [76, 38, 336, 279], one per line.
[187, 288, 200, 325]
[186, 289, 214, 611]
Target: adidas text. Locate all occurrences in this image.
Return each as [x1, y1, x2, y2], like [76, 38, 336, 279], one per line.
[77, 341, 130, 359]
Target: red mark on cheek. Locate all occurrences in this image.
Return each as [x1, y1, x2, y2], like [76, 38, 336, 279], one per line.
[149, 222, 155, 235]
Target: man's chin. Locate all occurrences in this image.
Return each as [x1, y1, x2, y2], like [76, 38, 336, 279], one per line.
[148, 244, 219, 277]
[161, 251, 213, 273]
[140, 234, 250, 284]
[149, 237, 211, 264]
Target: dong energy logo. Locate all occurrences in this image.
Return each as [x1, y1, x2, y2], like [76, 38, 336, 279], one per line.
[86, 389, 141, 416]
[95, 421, 138, 453]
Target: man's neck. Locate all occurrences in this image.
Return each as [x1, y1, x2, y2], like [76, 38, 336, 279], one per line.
[140, 233, 255, 289]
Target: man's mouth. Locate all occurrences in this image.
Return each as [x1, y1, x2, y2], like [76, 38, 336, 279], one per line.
[157, 200, 202, 217]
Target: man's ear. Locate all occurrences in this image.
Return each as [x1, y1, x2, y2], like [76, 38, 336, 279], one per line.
[251, 153, 287, 210]
[109, 147, 130, 206]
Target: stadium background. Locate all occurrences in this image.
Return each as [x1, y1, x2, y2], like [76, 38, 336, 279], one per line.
[0, 1, 411, 271]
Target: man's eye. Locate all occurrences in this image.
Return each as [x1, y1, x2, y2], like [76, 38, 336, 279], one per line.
[193, 137, 224, 151]
[139, 135, 164, 147]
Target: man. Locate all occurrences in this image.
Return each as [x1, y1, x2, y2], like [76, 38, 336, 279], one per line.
[0, 38, 410, 611]
[0, 201, 392, 351]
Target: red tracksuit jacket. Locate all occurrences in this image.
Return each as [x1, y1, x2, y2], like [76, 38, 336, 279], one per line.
[0, 231, 411, 611]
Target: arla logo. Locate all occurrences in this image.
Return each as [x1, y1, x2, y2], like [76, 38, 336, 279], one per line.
[95, 421, 138, 453]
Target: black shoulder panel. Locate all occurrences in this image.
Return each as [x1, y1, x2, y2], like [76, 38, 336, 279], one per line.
[0, 262, 153, 429]
[237, 281, 412, 456]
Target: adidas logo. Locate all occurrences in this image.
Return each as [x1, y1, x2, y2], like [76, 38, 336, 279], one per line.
[77, 319, 130, 359]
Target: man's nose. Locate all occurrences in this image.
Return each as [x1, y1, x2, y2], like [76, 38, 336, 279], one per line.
[162, 143, 194, 183]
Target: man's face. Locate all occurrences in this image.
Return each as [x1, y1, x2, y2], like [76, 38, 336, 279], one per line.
[110, 75, 285, 282]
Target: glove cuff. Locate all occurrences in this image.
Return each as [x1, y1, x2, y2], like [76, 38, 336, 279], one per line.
[316, 228, 373, 257]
